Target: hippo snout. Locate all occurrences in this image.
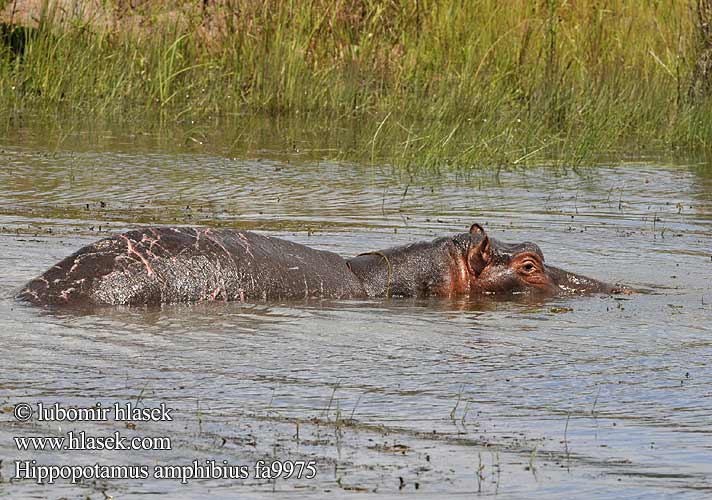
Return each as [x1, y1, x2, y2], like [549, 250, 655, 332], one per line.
[546, 265, 624, 295]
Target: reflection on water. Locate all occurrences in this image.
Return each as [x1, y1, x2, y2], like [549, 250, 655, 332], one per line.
[0, 121, 710, 498]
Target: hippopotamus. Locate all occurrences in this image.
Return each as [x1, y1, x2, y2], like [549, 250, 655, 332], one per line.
[16, 224, 622, 307]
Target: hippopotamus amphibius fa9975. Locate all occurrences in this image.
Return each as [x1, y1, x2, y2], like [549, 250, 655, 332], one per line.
[16, 224, 625, 307]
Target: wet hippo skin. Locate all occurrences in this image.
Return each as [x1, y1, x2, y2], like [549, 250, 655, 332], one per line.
[16, 224, 621, 306]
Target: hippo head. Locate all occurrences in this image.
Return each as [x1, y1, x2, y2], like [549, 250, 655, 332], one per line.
[462, 224, 619, 296]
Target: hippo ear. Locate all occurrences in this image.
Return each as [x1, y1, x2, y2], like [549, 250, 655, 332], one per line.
[469, 223, 486, 235]
[467, 233, 491, 276]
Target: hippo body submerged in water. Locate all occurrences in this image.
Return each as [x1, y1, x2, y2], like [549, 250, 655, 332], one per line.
[17, 224, 619, 307]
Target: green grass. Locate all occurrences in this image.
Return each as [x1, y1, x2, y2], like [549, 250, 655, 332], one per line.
[2, 0, 712, 168]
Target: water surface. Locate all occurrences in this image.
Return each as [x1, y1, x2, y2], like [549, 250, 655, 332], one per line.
[0, 121, 710, 499]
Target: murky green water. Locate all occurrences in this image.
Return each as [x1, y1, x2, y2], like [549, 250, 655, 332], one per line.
[1, 120, 710, 499]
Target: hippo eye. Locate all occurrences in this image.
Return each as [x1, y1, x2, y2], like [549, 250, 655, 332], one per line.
[520, 261, 537, 274]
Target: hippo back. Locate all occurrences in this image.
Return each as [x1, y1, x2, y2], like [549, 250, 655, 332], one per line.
[17, 227, 365, 306]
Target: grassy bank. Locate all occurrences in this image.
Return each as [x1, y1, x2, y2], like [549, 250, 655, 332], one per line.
[1, 0, 712, 167]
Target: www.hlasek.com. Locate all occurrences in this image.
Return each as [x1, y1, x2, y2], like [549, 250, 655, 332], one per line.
[9, 401, 317, 484]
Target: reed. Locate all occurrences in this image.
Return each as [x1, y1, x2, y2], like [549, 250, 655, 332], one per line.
[1, 0, 711, 167]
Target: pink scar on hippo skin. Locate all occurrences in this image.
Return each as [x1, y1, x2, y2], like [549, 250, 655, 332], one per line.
[204, 228, 241, 258]
[203, 229, 244, 273]
[193, 228, 205, 248]
[195, 228, 229, 255]
[118, 235, 155, 277]
[140, 232, 170, 258]
[67, 249, 118, 276]
[68, 251, 98, 275]
[60, 287, 76, 302]
[148, 228, 167, 248]
[236, 232, 255, 258]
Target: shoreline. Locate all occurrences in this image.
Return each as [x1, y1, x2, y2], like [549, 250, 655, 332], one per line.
[1, 0, 712, 167]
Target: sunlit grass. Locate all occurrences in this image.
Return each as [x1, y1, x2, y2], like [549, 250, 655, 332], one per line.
[1, 0, 712, 167]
